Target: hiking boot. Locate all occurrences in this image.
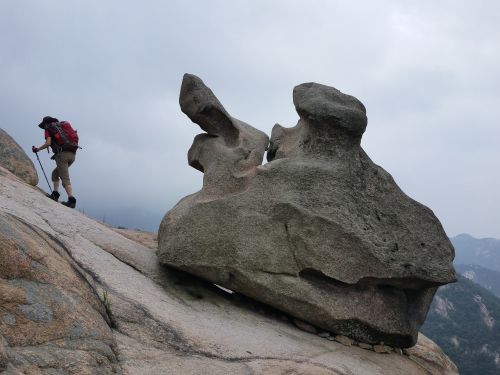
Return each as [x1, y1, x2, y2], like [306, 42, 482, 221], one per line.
[62, 196, 76, 209]
[46, 191, 60, 202]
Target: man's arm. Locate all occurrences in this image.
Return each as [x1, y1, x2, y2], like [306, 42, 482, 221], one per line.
[33, 137, 51, 152]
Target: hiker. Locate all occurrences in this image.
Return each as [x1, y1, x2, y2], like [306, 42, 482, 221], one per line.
[32, 116, 79, 208]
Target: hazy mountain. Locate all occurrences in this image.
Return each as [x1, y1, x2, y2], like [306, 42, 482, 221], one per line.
[456, 264, 500, 298]
[422, 275, 500, 375]
[451, 234, 500, 273]
[81, 206, 164, 232]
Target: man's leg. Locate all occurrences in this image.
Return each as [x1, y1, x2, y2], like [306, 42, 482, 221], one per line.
[64, 184, 73, 198]
[49, 167, 61, 201]
[58, 152, 77, 208]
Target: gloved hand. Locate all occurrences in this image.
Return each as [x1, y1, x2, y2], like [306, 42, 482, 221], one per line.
[32, 146, 38, 153]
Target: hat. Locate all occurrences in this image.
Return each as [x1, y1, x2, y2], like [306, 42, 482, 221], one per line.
[38, 116, 59, 128]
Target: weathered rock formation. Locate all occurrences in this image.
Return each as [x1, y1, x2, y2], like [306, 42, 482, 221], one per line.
[0, 130, 458, 374]
[0, 128, 38, 186]
[158, 75, 456, 348]
[181, 74, 269, 198]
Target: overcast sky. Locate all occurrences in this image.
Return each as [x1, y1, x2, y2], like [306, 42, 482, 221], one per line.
[1, 0, 499, 238]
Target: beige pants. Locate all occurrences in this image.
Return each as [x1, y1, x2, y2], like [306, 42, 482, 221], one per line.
[52, 151, 75, 187]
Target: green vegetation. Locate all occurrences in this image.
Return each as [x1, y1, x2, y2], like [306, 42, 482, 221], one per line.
[100, 289, 116, 328]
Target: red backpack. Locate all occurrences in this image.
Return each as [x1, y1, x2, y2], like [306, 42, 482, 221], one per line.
[47, 121, 80, 153]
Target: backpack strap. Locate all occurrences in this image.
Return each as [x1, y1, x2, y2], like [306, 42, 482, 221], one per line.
[47, 122, 69, 153]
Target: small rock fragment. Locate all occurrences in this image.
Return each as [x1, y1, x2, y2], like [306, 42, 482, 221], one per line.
[374, 344, 390, 354]
[293, 319, 317, 334]
[358, 343, 373, 350]
[394, 348, 403, 355]
[335, 335, 353, 346]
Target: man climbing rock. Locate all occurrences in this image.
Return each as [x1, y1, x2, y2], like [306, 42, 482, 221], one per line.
[32, 116, 79, 208]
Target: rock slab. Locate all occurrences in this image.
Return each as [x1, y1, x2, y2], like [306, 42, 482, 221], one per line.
[158, 74, 456, 348]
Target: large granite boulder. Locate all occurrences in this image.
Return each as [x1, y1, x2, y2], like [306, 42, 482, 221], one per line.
[157, 75, 456, 348]
[0, 128, 38, 186]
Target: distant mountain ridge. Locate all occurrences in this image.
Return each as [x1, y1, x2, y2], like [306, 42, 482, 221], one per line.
[452, 233, 500, 273]
[84, 205, 163, 232]
[456, 264, 500, 298]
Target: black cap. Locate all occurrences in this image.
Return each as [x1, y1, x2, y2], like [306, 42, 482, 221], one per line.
[38, 116, 59, 128]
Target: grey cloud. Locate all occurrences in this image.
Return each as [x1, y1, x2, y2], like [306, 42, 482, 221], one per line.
[1, 0, 499, 237]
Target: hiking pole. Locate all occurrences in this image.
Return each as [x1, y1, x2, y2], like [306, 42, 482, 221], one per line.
[33, 149, 53, 194]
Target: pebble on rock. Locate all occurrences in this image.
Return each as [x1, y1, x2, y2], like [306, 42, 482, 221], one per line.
[335, 335, 354, 346]
[358, 343, 373, 350]
[374, 344, 390, 354]
[293, 319, 317, 334]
